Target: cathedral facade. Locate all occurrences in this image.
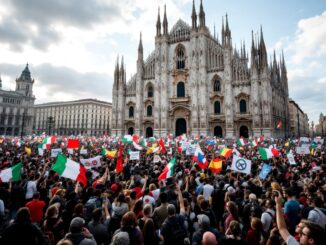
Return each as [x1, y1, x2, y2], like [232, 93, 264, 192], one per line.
[111, 1, 290, 138]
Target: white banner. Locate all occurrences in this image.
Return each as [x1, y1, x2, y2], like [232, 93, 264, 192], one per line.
[231, 155, 252, 175]
[129, 151, 140, 160]
[296, 144, 310, 155]
[80, 156, 102, 169]
[51, 148, 62, 158]
[80, 149, 88, 155]
[67, 148, 74, 155]
[287, 150, 296, 165]
[186, 144, 196, 155]
[181, 141, 191, 151]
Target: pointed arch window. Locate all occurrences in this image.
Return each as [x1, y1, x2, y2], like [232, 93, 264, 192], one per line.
[147, 105, 152, 117]
[129, 106, 134, 118]
[147, 86, 153, 97]
[240, 100, 247, 113]
[177, 82, 185, 97]
[214, 101, 221, 114]
[176, 46, 185, 69]
[213, 79, 220, 92]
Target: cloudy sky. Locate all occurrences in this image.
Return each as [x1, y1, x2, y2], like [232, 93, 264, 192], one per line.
[0, 0, 325, 124]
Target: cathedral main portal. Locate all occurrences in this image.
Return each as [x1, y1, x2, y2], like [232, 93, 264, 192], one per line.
[175, 118, 187, 136]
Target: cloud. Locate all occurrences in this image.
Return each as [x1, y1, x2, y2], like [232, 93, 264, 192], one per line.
[0, 63, 113, 103]
[289, 11, 326, 63]
[0, 0, 122, 51]
[318, 77, 326, 84]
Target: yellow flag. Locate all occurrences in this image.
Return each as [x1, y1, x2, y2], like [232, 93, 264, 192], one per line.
[25, 147, 31, 156]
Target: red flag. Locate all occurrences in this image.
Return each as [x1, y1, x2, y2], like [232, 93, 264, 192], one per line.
[116, 142, 123, 174]
[159, 138, 166, 154]
[67, 139, 80, 149]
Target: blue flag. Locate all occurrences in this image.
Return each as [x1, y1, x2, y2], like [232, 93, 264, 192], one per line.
[259, 163, 272, 180]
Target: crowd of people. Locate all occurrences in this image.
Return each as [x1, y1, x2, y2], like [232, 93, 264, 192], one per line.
[0, 135, 325, 245]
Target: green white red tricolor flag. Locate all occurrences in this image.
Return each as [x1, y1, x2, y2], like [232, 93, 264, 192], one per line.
[51, 154, 87, 187]
[158, 157, 176, 180]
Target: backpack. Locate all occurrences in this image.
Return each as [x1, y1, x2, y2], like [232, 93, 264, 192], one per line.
[250, 202, 262, 218]
[164, 216, 187, 244]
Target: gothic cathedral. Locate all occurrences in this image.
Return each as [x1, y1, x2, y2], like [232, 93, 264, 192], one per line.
[111, 1, 289, 138]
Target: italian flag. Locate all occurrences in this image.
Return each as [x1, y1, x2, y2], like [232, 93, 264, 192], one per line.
[237, 138, 246, 146]
[0, 162, 22, 182]
[158, 157, 176, 180]
[258, 147, 280, 160]
[251, 139, 258, 147]
[122, 135, 133, 144]
[133, 141, 143, 150]
[43, 136, 56, 145]
[52, 154, 87, 187]
[141, 138, 148, 147]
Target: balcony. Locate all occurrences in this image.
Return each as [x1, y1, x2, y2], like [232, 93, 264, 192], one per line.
[143, 116, 154, 123]
[209, 113, 225, 121]
[235, 112, 251, 120]
[169, 96, 190, 103]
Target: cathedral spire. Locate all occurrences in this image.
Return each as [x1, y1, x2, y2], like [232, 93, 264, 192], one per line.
[224, 14, 231, 48]
[138, 32, 143, 61]
[214, 24, 216, 39]
[156, 7, 161, 37]
[114, 55, 120, 88]
[221, 16, 225, 46]
[199, 0, 205, 29]
[163, 4, 168, 35]
[259, 26, 268, 70]
[250, 30, 257, 70]
[191, 0, 197, 30]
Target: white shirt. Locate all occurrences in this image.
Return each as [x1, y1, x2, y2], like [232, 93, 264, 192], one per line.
[142, 195, 155, 206]
[25, 180, 37, 199]
[261, 209, 275, 232]
[308, 208, 326, 229]
[203, 184, 214, 201]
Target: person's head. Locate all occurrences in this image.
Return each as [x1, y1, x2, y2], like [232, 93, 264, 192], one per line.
[250, 217, 263, 234]
[33, 192, 40, 200]
[202, 231, 217, 245]
[57, 239, 73, 245]
[15, 207, 31, 224]
[299, 222, 324, 245]
[69, 217, 85, 233]
[198, 214, 210, 229]
[143, 204, 152, 217]
[132, 199, 143, 214]
[311, 197, 323, 208]
[228, 220, 242, 237]
[159, 192, 168, 204]
[117, 193, 126, 203]
[142, 219, 156, 239]
[111, 231, 130, 245]
[248, 193, 257, 202]
[167, 204, 176, 216]
[121, 211, 138, 229]
[226, 201, 238, 219]
[295, 219, 311, 235]
[92, 208, 102, 222]
[129, 191, 137, 200]
[265, 199, 275, 209]
[73, 203, 84, 215]
[45, 204, 59, 219]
